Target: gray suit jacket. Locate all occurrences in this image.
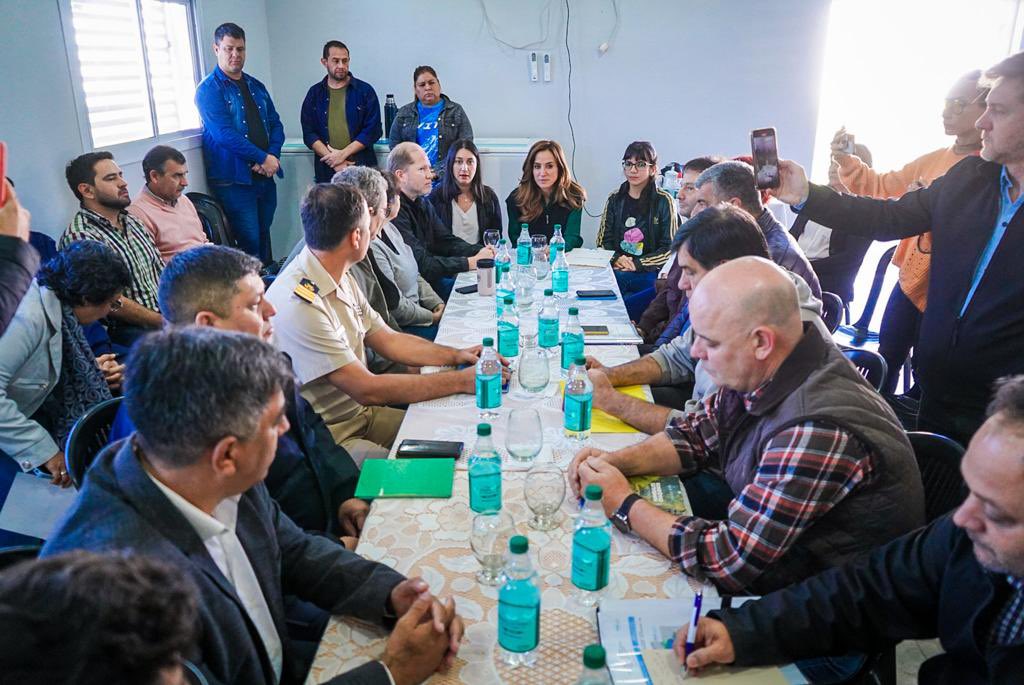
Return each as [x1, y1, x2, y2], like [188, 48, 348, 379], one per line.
[42, 440, 404, 685]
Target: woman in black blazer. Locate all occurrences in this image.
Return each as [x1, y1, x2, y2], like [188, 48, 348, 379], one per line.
[427, 139, 502, 245]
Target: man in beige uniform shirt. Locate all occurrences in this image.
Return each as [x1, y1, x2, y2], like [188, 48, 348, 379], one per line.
[267, 183, 501, 463]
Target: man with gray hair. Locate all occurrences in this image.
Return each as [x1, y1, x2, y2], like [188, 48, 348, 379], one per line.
[43, 327, 464, 685]
[693, 160, 821, 297]
[570, 257, 922, 595]
[388, 142, 492, 297]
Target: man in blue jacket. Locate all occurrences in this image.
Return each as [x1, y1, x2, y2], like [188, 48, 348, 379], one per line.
[301, 41, 382, 182]
[195, 22, 284, 266]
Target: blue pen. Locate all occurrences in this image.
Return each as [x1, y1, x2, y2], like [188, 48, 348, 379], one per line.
[683, 590, 703, 673]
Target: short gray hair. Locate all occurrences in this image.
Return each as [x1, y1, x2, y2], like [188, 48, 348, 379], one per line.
[331, 166, 386, 212]
[387, 142, 423, 174]
[695, 161, 763, 215]
[125, 327, 293, 467]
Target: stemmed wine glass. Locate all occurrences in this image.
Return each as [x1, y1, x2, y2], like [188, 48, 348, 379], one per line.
[524, 465, 566, 531]
[506, 409, 543, 463]
[469, 510, 515, 585]
[483, 229, 501, 250]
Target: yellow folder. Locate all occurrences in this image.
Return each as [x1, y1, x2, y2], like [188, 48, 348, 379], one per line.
[560, 383, 650, 433]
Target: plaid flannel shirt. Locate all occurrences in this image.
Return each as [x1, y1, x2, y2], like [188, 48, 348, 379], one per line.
[665, 384, 876, 593]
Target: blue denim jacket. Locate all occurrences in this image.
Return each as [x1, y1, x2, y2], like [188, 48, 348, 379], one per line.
[195, 66, 285, 185]
[300, 74, 381, 180]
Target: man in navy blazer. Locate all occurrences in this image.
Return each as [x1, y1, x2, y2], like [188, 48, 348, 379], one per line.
[43, 327, 462, 685]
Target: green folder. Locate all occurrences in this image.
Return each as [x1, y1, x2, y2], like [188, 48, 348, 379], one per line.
[354, 458, 455, 499]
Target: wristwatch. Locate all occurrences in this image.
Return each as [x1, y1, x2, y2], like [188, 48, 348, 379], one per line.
[611, 493, 643, 533]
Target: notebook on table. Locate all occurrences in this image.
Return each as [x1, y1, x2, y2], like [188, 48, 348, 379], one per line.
[354, 458, 455, 499]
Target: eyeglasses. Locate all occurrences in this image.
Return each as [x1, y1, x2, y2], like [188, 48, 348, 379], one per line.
[622, 160, 653, 171]
[944, 92, 986, 115]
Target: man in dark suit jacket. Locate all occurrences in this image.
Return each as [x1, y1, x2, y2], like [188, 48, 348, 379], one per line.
[43, 327, 462, 685]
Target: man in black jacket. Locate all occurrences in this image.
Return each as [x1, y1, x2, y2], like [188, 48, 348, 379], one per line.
[386, 142, 491, 297]
[676, 375, 1024, 685]
[0, 179, 39, 336]
[771, 51, 1024, 446]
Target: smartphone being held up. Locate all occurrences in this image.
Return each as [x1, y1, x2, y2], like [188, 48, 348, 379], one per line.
[750, 127, 780, 190]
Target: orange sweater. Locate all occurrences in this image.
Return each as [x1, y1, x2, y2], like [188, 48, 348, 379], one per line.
[837, 147, 976, 310]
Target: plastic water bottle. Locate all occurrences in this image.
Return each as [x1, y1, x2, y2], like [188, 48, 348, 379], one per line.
[516, 224, 533, 266]
[572, 484, 611, 606]
[538, 289, 560, 350]
[575, 645, 612, 684]
[514, 264, 536, 311]
[552, 245, 569, 297]
[663, 167, 680, 193]
[469, 423, 502, 512]
[384, 94, 398, 136]
[498, 535, 541, 667]
[560, 307, 584, 374]
[496, 264, 514, 315]
[550, 224, 566, 264]
[476, 337, 502, 419]
[498, 296, 520, 359]
[564, 356, 593, 442]
[496, 238, 513, 272]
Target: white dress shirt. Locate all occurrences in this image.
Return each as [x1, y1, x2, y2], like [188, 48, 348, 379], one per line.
[146, 473, 284, 683]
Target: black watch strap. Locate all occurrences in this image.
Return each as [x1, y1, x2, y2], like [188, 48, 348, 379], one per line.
[612, 493, 643, 533]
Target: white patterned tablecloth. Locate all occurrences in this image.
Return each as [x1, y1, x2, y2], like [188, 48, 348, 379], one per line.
[308, 266, 706, 685]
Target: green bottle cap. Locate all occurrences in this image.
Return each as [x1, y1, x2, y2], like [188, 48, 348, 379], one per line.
[477, 423, 492, 436]
[509, 535, 528, 554]
[504, 296, 514, 305]
[554, 224, 562, 230]
[482, 336, 494, 347]
[544, 288, 553, 296]
[583, 644, 606, 669]
[569, 307, 579, 315]
[585, 484, 603, 501]
[575, 356, 586, 366]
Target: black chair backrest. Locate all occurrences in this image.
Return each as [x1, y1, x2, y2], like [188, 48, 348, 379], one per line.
[907, 431, 967, 523]
[842, 347, 888, 393]
[64, 397, 123, 489]
[851, 244, 897, 333]
[820, 291, 843, 334]
[186, 191, 237, 248]
[0, 543, 42, 571]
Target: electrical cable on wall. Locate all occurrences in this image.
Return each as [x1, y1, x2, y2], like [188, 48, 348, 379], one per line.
[477, 0, 556, 50]
[564, 0, 608, 218]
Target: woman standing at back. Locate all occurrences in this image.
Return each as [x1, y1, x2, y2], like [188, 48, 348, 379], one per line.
[506, 140, 586, 250]
[597, 140, 678, 299]
[428, 139, 503, 245]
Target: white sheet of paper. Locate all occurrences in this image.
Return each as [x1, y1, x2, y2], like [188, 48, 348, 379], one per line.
[565, 247, 616, 267]
[642, 649, 790, 685]
[0, 472, 77, 540]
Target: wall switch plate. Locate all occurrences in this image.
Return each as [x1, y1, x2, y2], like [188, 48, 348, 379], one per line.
[542, 52, 552, 81]
[529, 51, 539, 81]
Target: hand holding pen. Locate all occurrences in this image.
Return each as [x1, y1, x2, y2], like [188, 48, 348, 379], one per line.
[671, 598, 737, 674]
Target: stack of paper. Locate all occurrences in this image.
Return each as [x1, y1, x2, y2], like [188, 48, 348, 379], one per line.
[565, 247, 616, 268]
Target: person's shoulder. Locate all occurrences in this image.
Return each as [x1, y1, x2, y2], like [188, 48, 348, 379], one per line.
[350, 75, 377, 93]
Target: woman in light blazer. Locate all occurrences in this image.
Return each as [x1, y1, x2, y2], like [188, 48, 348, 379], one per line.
[0, 240, 129, 488]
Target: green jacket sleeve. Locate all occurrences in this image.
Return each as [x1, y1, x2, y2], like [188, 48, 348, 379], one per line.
[564, 208, 584, 250]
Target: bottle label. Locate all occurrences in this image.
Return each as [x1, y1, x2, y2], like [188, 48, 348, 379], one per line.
[552, 268, 569, 293]
[517, 243, 532, 265]
[469, 460, 502, 512]
[498, 593, 540, 652]
[476, 373, 501, 409]
[564, 393, 592, 432]
[560, 333, 584, 369]
[572, 527, 611, 591]
[498, 321, 520, 358]
[538, 317, 560, 348]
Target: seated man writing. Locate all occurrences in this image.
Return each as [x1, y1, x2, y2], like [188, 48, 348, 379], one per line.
[44, 327, 463, 685]
[678, 376, 1024, 684]
[570, 257, 924, 594]
[267, 183, 505, 463]
[586, 205, 826, 434]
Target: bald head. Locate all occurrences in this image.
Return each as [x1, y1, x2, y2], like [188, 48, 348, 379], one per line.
[694, 257, 802, 331]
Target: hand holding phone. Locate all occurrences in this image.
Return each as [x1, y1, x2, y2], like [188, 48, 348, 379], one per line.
[751, 128, 780, 190]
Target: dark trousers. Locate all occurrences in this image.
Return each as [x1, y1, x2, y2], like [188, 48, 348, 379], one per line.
[624, 285, 657, 323]
[212, 178, 278, 265]
[403, 323, 439, 341]
[917, 394, 986, 448]
[878, 287, 922, 394]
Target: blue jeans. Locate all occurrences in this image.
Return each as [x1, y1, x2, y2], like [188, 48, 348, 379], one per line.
[403, 323, 439, 341]
[211, 178, 277, 265]
[614, 271, 657, 310]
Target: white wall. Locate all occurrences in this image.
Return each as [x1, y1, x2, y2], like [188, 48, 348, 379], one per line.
[264, 0, 831, 242]
[0, 0, 270, 239]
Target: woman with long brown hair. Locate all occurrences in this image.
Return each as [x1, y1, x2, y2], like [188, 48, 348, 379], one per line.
[505, 140, 586, 249]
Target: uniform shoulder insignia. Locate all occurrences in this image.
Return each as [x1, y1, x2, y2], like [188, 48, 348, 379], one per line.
[293, 278, 320, 304]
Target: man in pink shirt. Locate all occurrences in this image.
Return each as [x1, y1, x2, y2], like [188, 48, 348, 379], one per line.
[129, 145, 209, 263]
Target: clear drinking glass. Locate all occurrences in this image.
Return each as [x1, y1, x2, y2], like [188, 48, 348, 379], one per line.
[531, 234, 550, 279]
[517, 336, 550, 395]
[524, 465, 566, 531]
[483, 229, 501, 250]
[506, 408, 544, 462]
[470, 510, 515, 585]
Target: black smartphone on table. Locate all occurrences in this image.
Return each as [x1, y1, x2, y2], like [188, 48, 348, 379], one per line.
[396, 439, 464, 460]
[455, 284, 478, 295]
[576, 289, 616, 300]
[751, 127, 780, 190]
[582, 325, 609, 335]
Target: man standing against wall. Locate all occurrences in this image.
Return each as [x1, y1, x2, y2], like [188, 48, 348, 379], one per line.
[301, 41, 383, 183]
[195, 22, 284, 266]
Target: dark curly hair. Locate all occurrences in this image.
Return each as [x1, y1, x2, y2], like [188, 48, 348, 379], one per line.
[0, 551, 198, 685]
[37, 240, 131, 306]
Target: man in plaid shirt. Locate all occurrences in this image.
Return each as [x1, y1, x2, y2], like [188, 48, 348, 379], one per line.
[61, 152, 163, 344]
[571, 257, 923, 594]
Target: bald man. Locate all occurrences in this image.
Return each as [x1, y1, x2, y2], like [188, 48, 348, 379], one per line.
[570, 257, 924, 594]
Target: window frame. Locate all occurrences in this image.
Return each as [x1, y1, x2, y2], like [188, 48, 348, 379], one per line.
[58, 0, 206, 163]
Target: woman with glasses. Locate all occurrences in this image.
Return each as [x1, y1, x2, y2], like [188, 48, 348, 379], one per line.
[428, 139, 503, 245]
[506, 139, 586, 249]
[0, 240, 128, 503]
[597, 141, 679, 300]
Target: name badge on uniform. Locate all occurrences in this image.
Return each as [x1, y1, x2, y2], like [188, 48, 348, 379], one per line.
[293, 278, 319, 304]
